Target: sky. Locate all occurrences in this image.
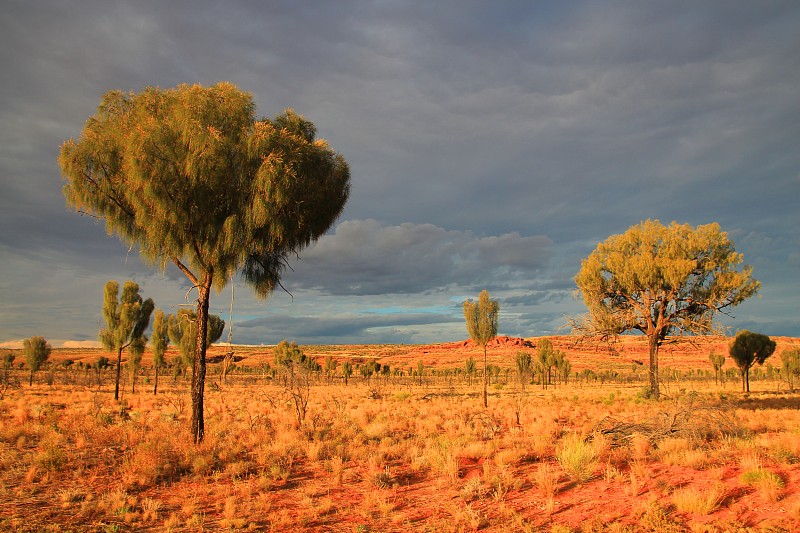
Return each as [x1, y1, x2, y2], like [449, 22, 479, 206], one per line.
[1, 1, 798, 347]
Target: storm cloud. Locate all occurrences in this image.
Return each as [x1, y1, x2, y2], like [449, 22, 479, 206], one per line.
[1, 1, 798, 345]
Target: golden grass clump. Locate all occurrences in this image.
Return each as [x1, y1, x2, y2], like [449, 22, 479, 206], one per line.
[739, 454, 785, 502]
[556, 433, 598, 483]
[672, 483, 726, 515]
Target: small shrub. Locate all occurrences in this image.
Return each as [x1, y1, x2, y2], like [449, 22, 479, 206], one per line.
[740, 468, 784, 502]
[532, 463, 559, 513]
[557, 433, 597, 483]
[639, 497, 683, 532]
[672, 483, 726, 515]
[460, 476, 486, 501]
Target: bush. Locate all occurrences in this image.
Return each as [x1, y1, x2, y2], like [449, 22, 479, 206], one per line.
[556, 433, 597, 483]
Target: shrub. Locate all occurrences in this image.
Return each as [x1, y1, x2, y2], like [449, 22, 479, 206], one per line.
[740, 468, 784, 502]
[672, 483, 726, 514]
[556, 433, 597, 483]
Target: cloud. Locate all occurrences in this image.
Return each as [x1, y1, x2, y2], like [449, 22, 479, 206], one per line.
[285, 220, 553, 295]
[0, 1, 798, 344]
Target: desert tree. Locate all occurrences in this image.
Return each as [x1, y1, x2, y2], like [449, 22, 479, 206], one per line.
[416, 360, 425, 386]
[780, 347, 800, 392]
[709, 350, 726, 385]
[93, 356, 110, 386]
[60, 83, 350, 443]
[273, 340, 318, 426]
[341, 361, 353, 386]
[534, 339, 563, 389]
[463, 289, 499, 407]
[515, 351, 532, 391]
[23, 336, 51, 386]
[573, 220, 759, 399]
[323, 355, 337, 385]
[128, 337, 145, 393]
[100, 280, 154, 401]
[168, 309, 225, 377]
[465, 356, 477, 386]
[151, 309, 169, 395]
[0, 352, 15, 399]
[729, 330, 777, 393]
[556, 353, 572, 385]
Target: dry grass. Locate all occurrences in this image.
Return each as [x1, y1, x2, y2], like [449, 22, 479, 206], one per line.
[672, 483, 726, 514]
[1, 343, 800, 531]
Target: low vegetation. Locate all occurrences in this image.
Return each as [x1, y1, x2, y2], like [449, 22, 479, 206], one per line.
[1, 336, 799, 532]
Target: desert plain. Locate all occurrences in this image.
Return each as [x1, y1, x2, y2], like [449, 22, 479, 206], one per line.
[1, 335, 800, 532]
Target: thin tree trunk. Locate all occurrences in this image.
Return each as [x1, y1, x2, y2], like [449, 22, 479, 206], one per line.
[648, 334, 660, 399]
[482, 345, 488, 408]
[114, 347, 123, 400]
[153, 366, 159, 395]
[191, 274, 213, 444]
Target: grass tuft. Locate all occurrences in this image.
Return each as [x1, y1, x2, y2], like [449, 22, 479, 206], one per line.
[556, 433, 597, 483]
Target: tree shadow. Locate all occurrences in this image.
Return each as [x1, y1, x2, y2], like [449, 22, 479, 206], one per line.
[727, 395, 800, 410]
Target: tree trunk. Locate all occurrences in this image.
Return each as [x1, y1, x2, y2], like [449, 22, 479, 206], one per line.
[745, 368, 750, 393]
[191, 274, 213, 444]
[648, 334, 660, 399]
[114, 347, 123, 401]
[29, 369, 33, 386]
[153, 366, 159, 395]
[482, 345, 488, 408]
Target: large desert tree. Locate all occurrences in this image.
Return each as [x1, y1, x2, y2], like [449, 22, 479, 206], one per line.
[100, 280, 154, 400]
[60, 82, 350, 442]
[729, 330, 776, 393]
[574, 220, 759, 399]
[463, 290, 499, 408]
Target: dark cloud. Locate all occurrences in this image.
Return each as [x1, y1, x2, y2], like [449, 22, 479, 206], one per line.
[285, 220, 552, 295]
[1, 1, 798, 344]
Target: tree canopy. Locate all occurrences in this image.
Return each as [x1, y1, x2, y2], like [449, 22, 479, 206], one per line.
[729, 330, 776, 393]
[574, 220, 759, 399]
[60, 82, 350, 442]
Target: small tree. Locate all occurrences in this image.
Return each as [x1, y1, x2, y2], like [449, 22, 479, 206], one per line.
[151, 309, 169, 395]
[463, 290, 499, 408]
[416, 360, 425, 386]
[709, 351, 726, 385]
[273, 340, 318, 426]
[168, 309, 225, 377]
[94, 357, 110, 386]
[555, 351, 572, 385]
[342, 361, 353, 386]
[729, 330, 777, 393]
[515, 351, 532, 391]
[0, 352, 15, 399]
[574, 220, 759, 399]
[780, 348, 800, 392]
[128, 337, 146, 393]
[100, 280, 154, 401]
[535, 338, 557, 390]
[465, 356, 477, 386]
[24, 336, 52, 386]
[323, 356, 337, 385]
